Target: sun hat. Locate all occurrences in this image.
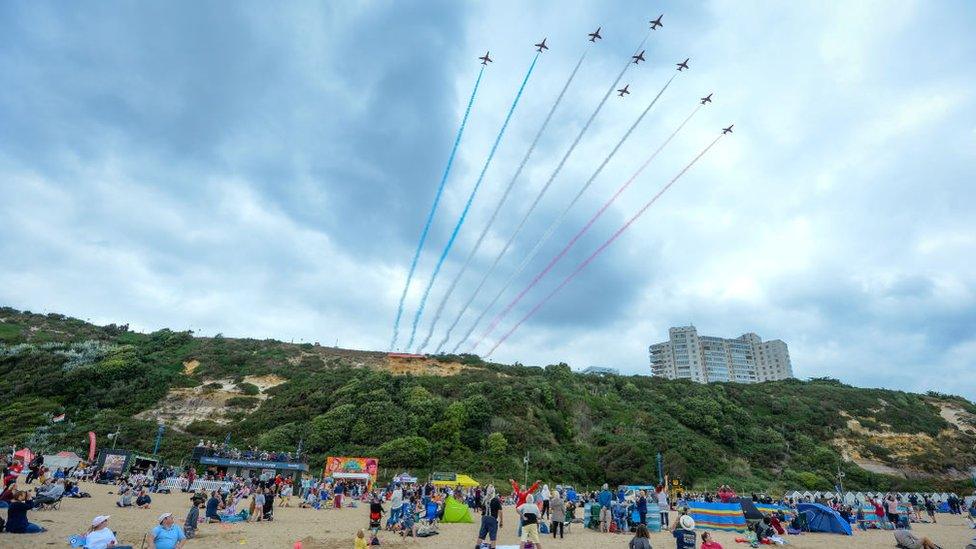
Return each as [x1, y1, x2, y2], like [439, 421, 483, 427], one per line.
[158, 512, 172, 523]
[91, 515, 111, 526]
[680, 514, 696, 530]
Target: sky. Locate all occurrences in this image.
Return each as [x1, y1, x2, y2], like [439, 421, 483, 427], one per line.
[2, 1, 974, 400]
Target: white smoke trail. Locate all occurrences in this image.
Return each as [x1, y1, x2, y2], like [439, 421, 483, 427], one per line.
[416, 51, 590, 354]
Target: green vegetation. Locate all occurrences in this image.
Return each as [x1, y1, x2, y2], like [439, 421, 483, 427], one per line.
[1, 307, 973, 493]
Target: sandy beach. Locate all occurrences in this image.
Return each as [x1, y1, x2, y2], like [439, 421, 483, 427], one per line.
[4, 485, 975, 548]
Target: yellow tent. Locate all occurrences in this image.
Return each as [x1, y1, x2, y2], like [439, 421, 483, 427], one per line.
[431, 473, 479, 488]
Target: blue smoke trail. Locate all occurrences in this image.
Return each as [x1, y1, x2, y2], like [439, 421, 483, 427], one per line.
[390, 66, 485, 351]
[427, 50, 590, 354]
[406, 52, 541, 350]
[451, 31, 651, 353]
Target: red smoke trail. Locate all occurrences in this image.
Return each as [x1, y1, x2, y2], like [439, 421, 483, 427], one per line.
[472, 102, 704, 350]
[485, 132, 726, 356]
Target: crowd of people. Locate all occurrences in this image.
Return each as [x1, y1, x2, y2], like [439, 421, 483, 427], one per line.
[4, 444, 976, 549]
[194, 440, 305, 463]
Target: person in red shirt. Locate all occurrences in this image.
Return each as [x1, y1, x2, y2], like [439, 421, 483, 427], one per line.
[509, 479, 540, 507]
[769, 514, 785, 535]
[701, 531, 723, 549]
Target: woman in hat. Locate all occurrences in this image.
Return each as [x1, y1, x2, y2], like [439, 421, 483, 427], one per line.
[672, 514, 696, 549]
[83, 515, 133, 548]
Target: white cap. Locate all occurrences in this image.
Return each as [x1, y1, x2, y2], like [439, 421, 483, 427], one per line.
[92, 515, 111, 526]
[158, 512, 172, 523]
[680, 514, 696, 530]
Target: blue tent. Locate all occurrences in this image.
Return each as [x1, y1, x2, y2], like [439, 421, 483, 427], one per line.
[797, 503, 852, 535]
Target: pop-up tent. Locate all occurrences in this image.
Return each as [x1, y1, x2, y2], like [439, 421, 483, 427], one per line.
[43, 451, 82, 471]
[14, 448, 35, 464]
[393, 472, 418, 484]
[796, 503, 852, 535]
[441, 496, 473, 523]
[431, 473, 479, 488]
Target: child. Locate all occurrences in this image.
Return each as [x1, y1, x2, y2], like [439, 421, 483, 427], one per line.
[369, 497, 385, 536]
[701, 531, 723, 549]
[355, 529, 367, 549]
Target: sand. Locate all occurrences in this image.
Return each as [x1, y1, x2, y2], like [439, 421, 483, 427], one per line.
[5, 485, 975, 548]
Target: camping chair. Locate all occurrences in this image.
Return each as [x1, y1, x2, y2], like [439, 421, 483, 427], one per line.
[36, 495, 63, 511]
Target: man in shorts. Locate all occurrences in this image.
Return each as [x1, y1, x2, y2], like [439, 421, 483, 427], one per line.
[477, 490, 503, 548]
[517, 494, 542, 549]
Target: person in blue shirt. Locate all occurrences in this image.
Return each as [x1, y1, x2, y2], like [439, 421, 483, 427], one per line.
[672, 514, 697, 549]
[205, 493, 220, 523]
[149, 513, 186, 549]
[598, 484, 612, 508]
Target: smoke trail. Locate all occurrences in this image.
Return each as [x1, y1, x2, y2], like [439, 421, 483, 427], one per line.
[448, 32, 651, 354]
[486, 132, 726, 356]
[418, 51, 590, 354]
[389, 66, 485, 350]
[405, 53, 541, 350]
[471, 71, 679, 352]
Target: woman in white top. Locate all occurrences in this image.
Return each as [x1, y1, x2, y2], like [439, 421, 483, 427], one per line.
[657, 486, 670, 528]
[84, 515, 133, 549]
[540, 484, 551, 519]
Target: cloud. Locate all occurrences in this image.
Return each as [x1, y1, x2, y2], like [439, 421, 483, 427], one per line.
[1, 0, 974, 399]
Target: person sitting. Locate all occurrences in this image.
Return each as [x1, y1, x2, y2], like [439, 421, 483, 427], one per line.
[84, 515, 133, 549]
[149, 512, 186, 549]
[894, 526, 943, 549]
[185, 495, 204, 538]
[136, 488, 152, 509]
[116, 485, 135, 507]
[5, 490, 47, 533]
[205, 492, 221, 522]
[34, 479, 65, 506]
[629, 524, 652, 549]
[701, 531, 724, 549]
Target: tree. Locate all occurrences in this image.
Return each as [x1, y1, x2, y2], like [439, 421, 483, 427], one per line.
[486, 432, 508, 456]
[377, 436, 432, 468]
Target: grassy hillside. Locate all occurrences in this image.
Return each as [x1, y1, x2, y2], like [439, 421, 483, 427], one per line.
[2, 307, 974, 493]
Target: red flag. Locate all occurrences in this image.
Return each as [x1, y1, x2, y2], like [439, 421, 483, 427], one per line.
[87, 431, 97, 462]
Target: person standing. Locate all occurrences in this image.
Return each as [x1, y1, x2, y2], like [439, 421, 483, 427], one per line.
[672, 514, 697, 549]
[657, 485, 670, 528]
[476, 489, 503, 549]
[886, 494, 900, 528]
[517, 494, 542, 549]
[540, 484, 551, 519]
[550, 489, 565, 539]
[636, 490, 648, 528]
[924, 497, 936, 524]
[334, 480, 345, 508]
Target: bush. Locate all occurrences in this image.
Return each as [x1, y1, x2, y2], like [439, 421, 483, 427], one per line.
[226, 396, 260, 408]
[237, 382, 260, 395]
